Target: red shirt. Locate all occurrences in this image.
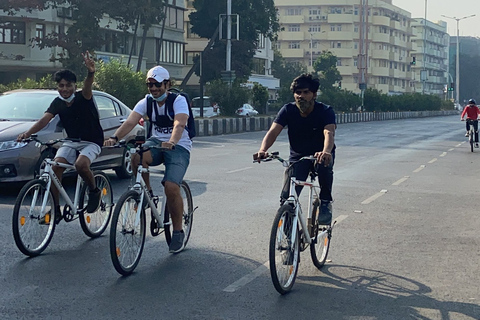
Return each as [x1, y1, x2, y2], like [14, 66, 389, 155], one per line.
[461, 105, 480, 120]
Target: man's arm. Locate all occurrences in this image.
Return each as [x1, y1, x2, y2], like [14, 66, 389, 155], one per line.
[81, 51, 95, 100]
[163, 113, 188, 149]
[104, 111, 143, 146]
[315, 123, 335, 166]
[17, 113, 55, 141]
[254, 122, 284, 161]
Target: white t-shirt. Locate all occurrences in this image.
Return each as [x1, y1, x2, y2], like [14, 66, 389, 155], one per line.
[133, 93, 192, 152]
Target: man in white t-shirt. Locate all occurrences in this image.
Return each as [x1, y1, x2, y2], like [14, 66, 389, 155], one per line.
[104, 66, 191, 253]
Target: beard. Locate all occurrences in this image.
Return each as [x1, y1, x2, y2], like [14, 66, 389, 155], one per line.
[295, 99, 314, 113]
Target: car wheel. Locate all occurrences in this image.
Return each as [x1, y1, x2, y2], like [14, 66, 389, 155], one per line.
[114, 146, 132, 179]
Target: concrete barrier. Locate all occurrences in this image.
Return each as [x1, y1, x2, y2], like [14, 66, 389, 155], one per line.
[194, 110, 458, 137]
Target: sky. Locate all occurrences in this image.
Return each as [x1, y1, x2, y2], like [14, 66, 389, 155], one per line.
[393, 0, 480, 37]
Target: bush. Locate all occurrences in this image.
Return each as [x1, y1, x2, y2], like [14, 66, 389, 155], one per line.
[206, 79, 251, 116]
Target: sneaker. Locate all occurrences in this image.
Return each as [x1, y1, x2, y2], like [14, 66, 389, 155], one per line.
[318, 200, 332, 225]
[465, 132, 469, 137]
[86, 188, 102, 213]
[476, 143, 479, 148]
[39, 208, 62, 225]
[169, 230, 185, 253]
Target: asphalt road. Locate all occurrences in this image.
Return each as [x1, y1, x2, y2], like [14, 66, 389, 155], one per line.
[0, 115, 479, 320]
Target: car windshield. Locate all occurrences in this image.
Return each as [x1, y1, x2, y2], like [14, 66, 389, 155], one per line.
[0, 92, 54, 120]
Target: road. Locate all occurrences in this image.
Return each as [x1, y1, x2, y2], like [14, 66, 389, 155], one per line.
[0, 115, 479, 319]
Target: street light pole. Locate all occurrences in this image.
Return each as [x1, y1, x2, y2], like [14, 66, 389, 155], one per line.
[442, 14, 476, 105]
[310, 33, 313, 68]
[422, 0, 427, 94]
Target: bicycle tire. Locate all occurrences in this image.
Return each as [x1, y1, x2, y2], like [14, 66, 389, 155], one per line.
[79, 172, 113, 238]
[310, 200, 331, 269]
[12, 179, 57, 257]
[470, 134, 474, 152]
[109, 190, 146, 276]
[164, 181, 194, 248]
[269, 204, 300, 295]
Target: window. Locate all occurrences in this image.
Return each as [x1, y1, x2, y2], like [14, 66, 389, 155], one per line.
[158, 40, 184, 65]
[252, 58, 266, 75]
[186, 22, 201, 39]
[101, 31, 129, 54]
[35, 24, 45, 39]
[0, 21, 26, 44]
[308, 25, 321, 32]
[186, 51, 201, 65]
[165, 6, 184, 29]
[336, 58, 342, 66]
[288, 25, 301, 32]
[288, 42, 300, 49]
[285, 8, 302, 15]
[94, 96, 118, 119]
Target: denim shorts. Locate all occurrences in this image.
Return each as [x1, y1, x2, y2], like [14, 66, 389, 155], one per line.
[55, 141, 101, 164]
[144, 138, 190, 186]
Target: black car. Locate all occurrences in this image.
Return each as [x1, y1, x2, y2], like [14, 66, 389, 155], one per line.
[0, 89, 144, 182]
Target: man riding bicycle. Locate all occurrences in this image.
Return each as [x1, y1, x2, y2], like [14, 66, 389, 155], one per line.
[460, 99, 480, 148]
[254, 73, 336, 225]
[104, 66, 191, 253]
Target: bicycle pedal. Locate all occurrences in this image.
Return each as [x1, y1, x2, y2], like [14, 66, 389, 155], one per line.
[150, 219, 161, 237]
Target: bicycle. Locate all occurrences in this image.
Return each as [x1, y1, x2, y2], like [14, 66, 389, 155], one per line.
[257, 152, 336, 294]
[464, 119, 478, 152]
[12, 135, 113, 257]
[109, 139, 196, 276]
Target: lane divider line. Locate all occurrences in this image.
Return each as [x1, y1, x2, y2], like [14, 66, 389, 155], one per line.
[428, 158, 437, 164]
[413, 165, 426, 173]
[361, 190, 388, 205]
[439, 152, 447, 157]
[392, 176, 409, 186]
[226, 167, 252, 174]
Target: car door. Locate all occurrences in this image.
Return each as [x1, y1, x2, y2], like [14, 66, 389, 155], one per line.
[93, 94, 124, 164]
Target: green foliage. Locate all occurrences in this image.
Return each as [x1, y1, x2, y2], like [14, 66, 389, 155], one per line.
[0, 76, 56, 93]
[313, 51, 342, 92]
[206, 79, 251, 116]
[318, 89, 361, 113]
[189, 0, 280, 83]
[271, 49, 307, 105]
[251, 83, 269, 114]
[93, 59, 147, 108]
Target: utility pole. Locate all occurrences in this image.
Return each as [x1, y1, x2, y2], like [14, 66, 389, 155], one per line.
[421, 0, 427, 94]
[442, 14, 475, 105]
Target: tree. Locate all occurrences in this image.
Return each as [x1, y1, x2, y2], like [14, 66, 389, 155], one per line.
[271, 49, 307, 105]
[251, 83, 269, 114]
[206, 79, 250, 116]
[313, 51, 342, 92]
[188, 0, 280, 83]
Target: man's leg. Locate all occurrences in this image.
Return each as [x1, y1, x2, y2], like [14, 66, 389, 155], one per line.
[75, 143, 102, 213]
[164, 181, 183, 231]
[316, 158, 335, 225]
[474, 121, 479, 143]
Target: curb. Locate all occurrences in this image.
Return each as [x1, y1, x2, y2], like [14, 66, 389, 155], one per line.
[194, 110, 458, 137]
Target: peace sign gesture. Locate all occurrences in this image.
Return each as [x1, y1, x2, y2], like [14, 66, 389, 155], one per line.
[81, 51, 95, 73]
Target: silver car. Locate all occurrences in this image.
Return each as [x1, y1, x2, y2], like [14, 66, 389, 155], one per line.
[0, 89, 144, 183]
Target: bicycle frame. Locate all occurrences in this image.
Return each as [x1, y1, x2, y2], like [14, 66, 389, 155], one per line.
[35, 159, 84, 216]
[284, 175, 320, 246]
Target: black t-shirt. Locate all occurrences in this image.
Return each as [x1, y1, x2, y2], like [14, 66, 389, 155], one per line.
[274, 101, 336, 161]
[46, 91, 103, 147]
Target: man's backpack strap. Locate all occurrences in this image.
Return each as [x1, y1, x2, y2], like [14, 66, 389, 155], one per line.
[146, 95, 153, 139]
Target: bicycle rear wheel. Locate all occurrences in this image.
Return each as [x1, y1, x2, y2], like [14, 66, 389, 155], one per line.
[79, 172, 113, 238]
[110, 190, 146, 276]
[269, 204, 300, 295]
[310, 200, 331, 269]
[164, 181, 194, 247]
[470, 133, 474, 152]
[12, 180, 57, 257]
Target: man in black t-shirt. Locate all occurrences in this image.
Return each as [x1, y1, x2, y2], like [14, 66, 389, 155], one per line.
[254, 73, 336, 225]
[17, 51, 103, 223]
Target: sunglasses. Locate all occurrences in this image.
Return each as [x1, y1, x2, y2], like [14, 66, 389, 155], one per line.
[146, 82, 162, 88]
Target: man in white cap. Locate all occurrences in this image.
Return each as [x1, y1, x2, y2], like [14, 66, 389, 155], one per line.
[105, 65, 192, 253]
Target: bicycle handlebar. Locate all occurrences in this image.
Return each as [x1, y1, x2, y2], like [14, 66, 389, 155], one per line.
[253, 152, 317, 168]
[23, 134, 80, 147]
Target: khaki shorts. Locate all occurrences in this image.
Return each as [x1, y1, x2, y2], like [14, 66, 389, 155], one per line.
[55, 141, 101, 165]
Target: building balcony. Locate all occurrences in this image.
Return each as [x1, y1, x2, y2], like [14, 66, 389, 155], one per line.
[282, 48, 305, 58]
[371, 67, 390, 77]
[371, 15, 390, 26]
[278, 33, 303, 41]
[371, 49, 390, 60]
[280, 15, 305, 24]
[328, 13, 357, 24]
[371, 33, 390, 43]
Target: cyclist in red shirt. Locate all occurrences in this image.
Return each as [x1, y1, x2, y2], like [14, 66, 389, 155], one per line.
[461, 99, 480, 147]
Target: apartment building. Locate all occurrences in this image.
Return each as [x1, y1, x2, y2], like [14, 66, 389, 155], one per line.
[0, 1, 187, 85]
[274, 0, 448, 97]
[183, 0, 279, 100]
[410, 19, 449, 97]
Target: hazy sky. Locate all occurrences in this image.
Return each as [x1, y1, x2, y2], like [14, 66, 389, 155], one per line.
[393, 0, 480, 37]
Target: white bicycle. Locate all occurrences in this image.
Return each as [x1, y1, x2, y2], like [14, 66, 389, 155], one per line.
[258, 152, 336, 294]
[109, 139, 196, 276]
[12, 135, 113, 257]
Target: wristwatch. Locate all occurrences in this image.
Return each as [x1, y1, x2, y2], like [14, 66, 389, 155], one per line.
[110, 135, 119, 142]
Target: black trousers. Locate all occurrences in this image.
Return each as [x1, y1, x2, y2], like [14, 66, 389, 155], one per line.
[466, 119, 479, 142]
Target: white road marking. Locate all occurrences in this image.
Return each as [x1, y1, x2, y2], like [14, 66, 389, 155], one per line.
[361, 189, 388, 205]
[439, 152, 447, 157]
[223, 214, 349, 293]
[226, 167, 252, 174]
[413, 165, 426, 173]
[392, 176, 409, 186]
[448, 148, 455, 151]
[428, 158, 437, 164]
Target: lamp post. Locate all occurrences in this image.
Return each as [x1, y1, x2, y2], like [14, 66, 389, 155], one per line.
[441, 14, 476, 105]
[310, 33, 313, 68]
[422, 0, 427, 94]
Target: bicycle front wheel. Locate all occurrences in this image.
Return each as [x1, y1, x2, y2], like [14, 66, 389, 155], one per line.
[109, 190, 146, 276]
[164, 181, 194, 247]
[269, 204, 300, 295]
[12, 180, 57, 257]
[310, 200, 331, 269]
[79, 172, 113, 238]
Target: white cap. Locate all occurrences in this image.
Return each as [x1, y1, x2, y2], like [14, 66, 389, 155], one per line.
[146, 66, 170, 83]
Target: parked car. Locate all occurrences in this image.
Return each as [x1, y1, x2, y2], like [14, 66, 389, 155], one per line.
[0, 89, 144, 183]
[191, 96, 220, 118]
[236, 103, 258, 116]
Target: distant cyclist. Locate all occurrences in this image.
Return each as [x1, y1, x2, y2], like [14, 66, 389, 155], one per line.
[460, 99, 480, 147]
